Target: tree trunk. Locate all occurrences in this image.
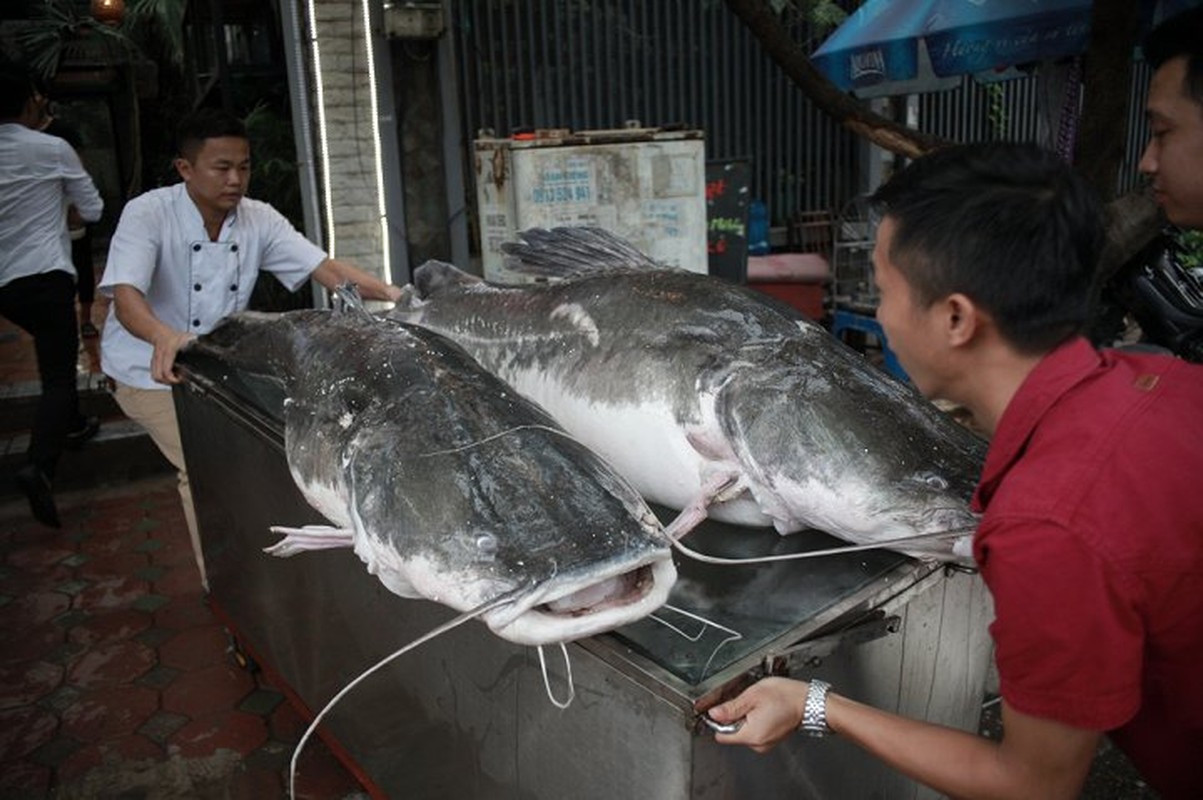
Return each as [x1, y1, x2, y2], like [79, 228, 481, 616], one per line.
[722, 0, 946, 159]
[1075, 0, 1139, 202]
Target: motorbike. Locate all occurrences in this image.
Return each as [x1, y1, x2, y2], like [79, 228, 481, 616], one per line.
[1091, 227, 1203, 363]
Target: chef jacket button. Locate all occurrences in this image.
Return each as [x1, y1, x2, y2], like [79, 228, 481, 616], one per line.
[230, 244, 238, 253]
[229, 284, 238, 292]
[192, 319, 201, 327]
[193, 283, 202, 291]
[192, 243, 201, 252]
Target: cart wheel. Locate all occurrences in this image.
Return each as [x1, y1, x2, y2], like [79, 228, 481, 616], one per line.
[226, 631, 260, 674]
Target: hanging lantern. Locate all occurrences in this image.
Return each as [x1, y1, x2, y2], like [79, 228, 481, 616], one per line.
[90, 0, 126, 27]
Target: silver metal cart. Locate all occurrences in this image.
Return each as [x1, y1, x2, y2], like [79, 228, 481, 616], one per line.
[175, 351, 991, 800]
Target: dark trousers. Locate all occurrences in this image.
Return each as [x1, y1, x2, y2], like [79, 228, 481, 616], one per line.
[72, 232, 95, 304]
[0, 270, 83, 478]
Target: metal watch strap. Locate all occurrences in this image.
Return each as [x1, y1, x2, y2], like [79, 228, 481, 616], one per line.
[799, 679, 833, 737]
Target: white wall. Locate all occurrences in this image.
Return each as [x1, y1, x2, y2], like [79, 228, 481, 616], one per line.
[308, 0, 386, 281]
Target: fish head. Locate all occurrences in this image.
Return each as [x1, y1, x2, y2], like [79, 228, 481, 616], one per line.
[474, 504, 678, 646]
[717, 333, 986, 564]
[199, 310, 678, 646]
[413, 259, 484, 298]
[851, 469, 981, 562]
[344, 399, 677, 647]
[392, 283, 425, 315]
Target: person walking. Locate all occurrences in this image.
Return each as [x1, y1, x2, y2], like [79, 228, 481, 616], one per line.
[0, 66, 103, 528]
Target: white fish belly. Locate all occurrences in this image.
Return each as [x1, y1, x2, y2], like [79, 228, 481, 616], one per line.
[510, 368, 774, 527]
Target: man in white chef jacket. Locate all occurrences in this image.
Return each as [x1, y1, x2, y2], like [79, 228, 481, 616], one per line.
[100, 107, 402, 590]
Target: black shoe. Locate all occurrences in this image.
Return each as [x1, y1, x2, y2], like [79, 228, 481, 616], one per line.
[15, 465, 61, 528]
[65, 416, 100, 450]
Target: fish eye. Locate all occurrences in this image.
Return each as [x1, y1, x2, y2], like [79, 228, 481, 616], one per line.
[914, 472, 949, 491]
[476, 533, 498, 555]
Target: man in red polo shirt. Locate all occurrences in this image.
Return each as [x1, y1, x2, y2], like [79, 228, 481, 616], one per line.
[700, 17, 1203, 792]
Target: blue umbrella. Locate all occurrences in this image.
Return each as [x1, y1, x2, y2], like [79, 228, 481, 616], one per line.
[812, 0, 1199, 98]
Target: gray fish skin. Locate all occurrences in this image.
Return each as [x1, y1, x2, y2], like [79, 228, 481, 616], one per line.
[387, 227, 987, 563]
[181, 309, 676, 645]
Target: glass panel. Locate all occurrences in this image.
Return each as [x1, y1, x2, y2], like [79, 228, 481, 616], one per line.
[611, 508, 907, 685]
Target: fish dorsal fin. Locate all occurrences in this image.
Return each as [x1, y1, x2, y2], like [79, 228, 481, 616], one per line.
[500, 226, 665, 279]
[413, 260, 483, 299]
[332, 282, 374, 321]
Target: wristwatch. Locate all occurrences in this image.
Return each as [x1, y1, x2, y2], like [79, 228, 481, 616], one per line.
[799, 679, 833, 737]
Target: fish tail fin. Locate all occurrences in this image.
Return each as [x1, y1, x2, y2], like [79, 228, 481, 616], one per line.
[332, 282, 374, 321]
[413, 260, 481, 299]
[500, 226, 665, 279]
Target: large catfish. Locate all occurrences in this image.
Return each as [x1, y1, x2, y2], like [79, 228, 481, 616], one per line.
[180, 306, 676, 645]
[388, 227, 987, 563]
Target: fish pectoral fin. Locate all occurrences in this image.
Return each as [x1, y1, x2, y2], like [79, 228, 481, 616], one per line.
[664, 504, 709, 542]
[264, 524, 355, 557]
[709, 474, 748, 505]
[664, 473, 748, 541]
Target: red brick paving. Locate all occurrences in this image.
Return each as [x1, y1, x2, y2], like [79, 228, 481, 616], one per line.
[1, 623, 65, 664]
[74, 574, 153, 611]
[0, 591, 70, 628]
[60, 686, 159, 741]
[55, 731, 163, 786]
[66, 607, 152, 648]
[7, 544, 78, 572]
[159, 624, 231, 670]
[0, 476, 366, 798]
[66, 640, 157, 689]
[0, 661, 63, 709]
[153, 589, 218, 630]
[170, 708, 269, 757]
[155, 561, 208, 596]
[3, 289, 369, 798]
[163, 663, 257, 718]
[0, 705, 58, 760]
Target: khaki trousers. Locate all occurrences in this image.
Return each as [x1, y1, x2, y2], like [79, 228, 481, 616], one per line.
[112, 382, 207, 590]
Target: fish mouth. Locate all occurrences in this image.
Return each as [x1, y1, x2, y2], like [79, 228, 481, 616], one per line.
[487, 555, 676, 646]
[884, 506, 980, 564]
[541, 562, 659, 616]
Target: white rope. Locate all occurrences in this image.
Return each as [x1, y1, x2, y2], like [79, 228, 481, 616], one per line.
[288, 586, 529, 799]
[670, 526, 978, 565]
[651, 603, 744, 680]
[537, 642, 576, 710]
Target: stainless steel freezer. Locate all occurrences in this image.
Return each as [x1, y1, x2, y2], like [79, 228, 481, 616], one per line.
[174, 351, 993, 800]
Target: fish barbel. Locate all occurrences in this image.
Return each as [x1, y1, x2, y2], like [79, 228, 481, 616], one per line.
[180, 307, 676, 645]
[387, 227, 987, 563]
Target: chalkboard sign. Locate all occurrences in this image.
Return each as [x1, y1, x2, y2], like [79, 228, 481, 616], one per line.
[706, 159, 751, 284]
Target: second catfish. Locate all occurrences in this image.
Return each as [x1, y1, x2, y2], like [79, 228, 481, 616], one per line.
[390, 227, 987, 563]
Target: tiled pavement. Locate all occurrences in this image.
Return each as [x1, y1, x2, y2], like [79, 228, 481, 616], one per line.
[1, 312, 367, 798]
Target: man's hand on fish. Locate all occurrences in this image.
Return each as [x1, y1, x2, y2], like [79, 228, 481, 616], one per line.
[310, 257, 404, 304]
[700, 677, 809, 753]
[110, 284, 197, 385]
[151, 328, 195, 385]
